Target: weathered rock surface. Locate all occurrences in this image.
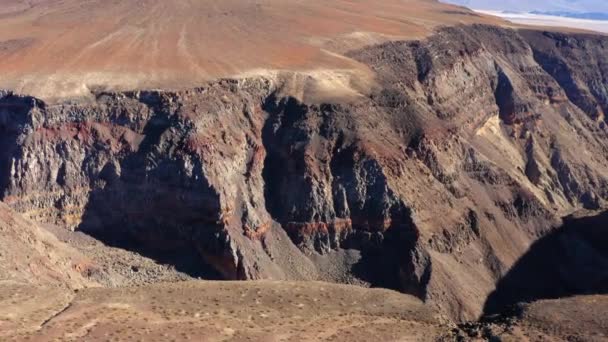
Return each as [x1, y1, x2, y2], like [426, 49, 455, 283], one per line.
[0, 201, 92, 288]
[2, 25, 608, 321]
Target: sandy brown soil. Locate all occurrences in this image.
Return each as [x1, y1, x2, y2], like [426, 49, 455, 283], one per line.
[3, 276, 608, 341]
[1, 280, 442, 342]
[456, 295, 608, 341]
[0, 0, 503, 101]
[511, 295, 608, 341]
[0, 202, 92, 288]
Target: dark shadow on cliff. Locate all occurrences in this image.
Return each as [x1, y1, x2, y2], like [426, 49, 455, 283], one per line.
[483, 211, 608, 316]
[260, 94, 309, 225]
[348, 224, 430, 298]
[0, 94, 38, 198]
[76, 99, 224, 280]
[0, 94, 219, 278]
[261, 94, 429, 296]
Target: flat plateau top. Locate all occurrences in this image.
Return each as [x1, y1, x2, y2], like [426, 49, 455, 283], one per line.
[0, 0, 502, 101]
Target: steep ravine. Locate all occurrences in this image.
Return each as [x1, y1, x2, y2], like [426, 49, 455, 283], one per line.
[2, 25, 608, 321]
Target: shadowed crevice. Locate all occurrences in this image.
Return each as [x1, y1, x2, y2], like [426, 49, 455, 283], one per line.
[0, 93, 37, 198]
[483, 211, 608, 316]
[76, 103, 226, 280]
[261, 94, 426, 296]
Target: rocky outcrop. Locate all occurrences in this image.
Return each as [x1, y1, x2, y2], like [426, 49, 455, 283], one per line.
[347, 25, 608, 319]
[522, 30, 608, 122]
[0, 81, 319, 283]
[2, 25, 608, 321]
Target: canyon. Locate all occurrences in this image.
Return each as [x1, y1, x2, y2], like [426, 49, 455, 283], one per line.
[1, 0, 608, 340]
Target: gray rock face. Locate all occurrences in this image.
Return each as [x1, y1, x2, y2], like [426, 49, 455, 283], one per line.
[2, 25, 608, 320]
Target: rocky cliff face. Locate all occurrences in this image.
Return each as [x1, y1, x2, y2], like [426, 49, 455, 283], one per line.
[2, 25, 608, 321]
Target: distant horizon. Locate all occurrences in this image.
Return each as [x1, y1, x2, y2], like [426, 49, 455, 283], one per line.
[476, 9, 608, 33]
[482, 9, 608, 21]
[441, 0, 608, 15]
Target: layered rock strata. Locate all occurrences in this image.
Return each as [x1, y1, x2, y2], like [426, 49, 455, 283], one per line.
[2, 25, 608, 320]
